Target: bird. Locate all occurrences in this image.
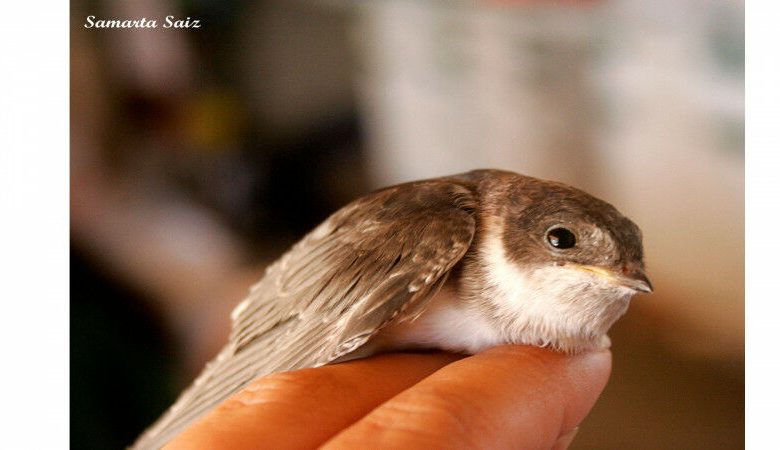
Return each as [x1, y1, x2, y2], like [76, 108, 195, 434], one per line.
[132, 169, 652, 449]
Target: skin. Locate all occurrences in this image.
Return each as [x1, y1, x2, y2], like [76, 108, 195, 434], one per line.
[165, 345, 611, 450]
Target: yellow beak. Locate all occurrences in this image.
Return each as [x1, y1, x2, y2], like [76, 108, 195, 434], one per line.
[570, 264, 653, 293]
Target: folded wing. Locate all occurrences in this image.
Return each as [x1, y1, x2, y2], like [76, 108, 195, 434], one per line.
[132, 179, 477, 449]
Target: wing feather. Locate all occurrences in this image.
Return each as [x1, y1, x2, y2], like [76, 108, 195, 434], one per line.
[132, 179, 476, 449]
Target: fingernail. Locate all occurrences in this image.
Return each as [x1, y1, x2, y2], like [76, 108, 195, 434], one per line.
[571, 348, 611, 373]
[552, 426, 579, 450]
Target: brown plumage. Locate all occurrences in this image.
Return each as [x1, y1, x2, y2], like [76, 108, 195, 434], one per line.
[132, 169, 651, 449]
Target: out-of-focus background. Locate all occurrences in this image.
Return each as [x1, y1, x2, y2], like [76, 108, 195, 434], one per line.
[71, 0, 744, 448]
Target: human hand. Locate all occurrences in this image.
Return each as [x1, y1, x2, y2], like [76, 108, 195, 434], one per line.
[165, 345, 611, 449]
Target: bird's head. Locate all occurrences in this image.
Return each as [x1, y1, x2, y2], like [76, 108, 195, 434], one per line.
[470, 172, 652, 351]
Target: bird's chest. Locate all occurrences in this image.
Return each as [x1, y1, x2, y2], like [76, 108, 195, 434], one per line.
[367, 285, 506, 355]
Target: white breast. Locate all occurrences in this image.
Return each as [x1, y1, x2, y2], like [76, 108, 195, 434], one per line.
[371, 285, 507, 354]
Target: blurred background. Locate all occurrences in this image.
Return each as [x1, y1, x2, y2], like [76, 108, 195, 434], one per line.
[71, 0, 744, 448]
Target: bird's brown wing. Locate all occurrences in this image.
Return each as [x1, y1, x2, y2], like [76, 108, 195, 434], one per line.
[132, 179, 477, 449]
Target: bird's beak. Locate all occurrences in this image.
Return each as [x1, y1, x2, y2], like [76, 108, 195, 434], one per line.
[570, 264, 653, 293]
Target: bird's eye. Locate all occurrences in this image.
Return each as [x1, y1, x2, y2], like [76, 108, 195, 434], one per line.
[546, 227, 576, 249]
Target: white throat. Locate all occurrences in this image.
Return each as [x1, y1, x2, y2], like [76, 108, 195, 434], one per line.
[374, 217, 635, 354]
[477, 221, 633, 351]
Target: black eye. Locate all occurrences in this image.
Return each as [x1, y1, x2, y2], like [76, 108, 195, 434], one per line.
[546, 227, 576, 249]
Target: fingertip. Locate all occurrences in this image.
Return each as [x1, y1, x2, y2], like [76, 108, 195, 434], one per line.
[471, 344, 613, 434]
[566, 347, 612, 389]
[558, 348, 612, 432]
[481, 344, 612, 384]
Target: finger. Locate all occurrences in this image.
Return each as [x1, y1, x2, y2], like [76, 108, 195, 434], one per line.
[164, 352, 462, 450]
[323, 345, 612, 450]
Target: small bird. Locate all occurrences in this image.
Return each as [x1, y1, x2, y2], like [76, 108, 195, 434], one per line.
[132, 169, 652, 449]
